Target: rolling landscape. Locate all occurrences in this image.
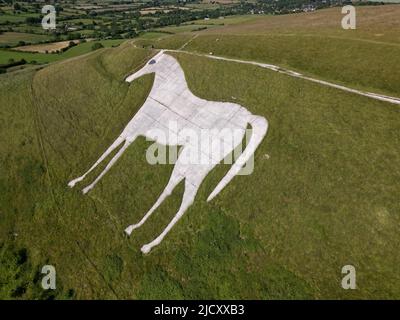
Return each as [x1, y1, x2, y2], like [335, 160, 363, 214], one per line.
[1, 1, 400, 300]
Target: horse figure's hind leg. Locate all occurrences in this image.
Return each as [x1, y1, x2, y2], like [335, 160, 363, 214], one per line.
[140, 179, 199, 254]
[140, 164, 214, 254]
[68, 136, 125, 188]
[81, 138, 134, 194]
[124, 166, 184, 235]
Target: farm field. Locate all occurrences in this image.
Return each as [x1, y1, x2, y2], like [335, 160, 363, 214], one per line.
[0, 13, 34, 23]
[138, 32, 170, 40]
[0, 32, 51, 47]
[153, 15, 265, 34]
[155, 24, 219, 33]
[1, 4, 400, 300]
[187, 14, 264, 26]
[13, 40, 83, 53]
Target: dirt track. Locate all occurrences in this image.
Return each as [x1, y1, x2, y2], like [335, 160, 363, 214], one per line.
[169, 49, 400, 106]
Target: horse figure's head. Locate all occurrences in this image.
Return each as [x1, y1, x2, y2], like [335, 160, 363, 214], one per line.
[125, 50, 165, 83]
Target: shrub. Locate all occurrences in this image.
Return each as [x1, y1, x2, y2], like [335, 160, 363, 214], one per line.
[91, 42, 104, 51]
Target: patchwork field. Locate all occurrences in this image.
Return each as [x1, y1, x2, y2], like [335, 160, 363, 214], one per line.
[1, 5, 400, 299]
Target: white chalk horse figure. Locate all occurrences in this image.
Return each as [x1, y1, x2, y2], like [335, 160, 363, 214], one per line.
[68, 50, 268, 254]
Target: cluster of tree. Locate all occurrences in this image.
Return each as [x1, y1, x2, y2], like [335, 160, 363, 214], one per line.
[0, 58, 27, 73]
[25, 16, 42, 25]
[60, 40, 77, 52]
[257, 0, 353, 13]
[0, 58, 27, 69]
[91, 42, 104, 51]
[13, 3, 28, 12]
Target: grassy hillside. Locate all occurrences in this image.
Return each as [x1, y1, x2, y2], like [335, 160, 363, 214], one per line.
[1, 6, 400, 299]
[156, 5, 400, 97]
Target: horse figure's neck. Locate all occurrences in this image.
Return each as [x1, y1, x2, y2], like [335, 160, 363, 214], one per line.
[151, 54, 188, 92]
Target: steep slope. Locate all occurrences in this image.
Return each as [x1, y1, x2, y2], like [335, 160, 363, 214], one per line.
[1, 8, 400, 299]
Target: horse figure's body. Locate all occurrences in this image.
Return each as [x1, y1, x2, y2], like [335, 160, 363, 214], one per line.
[68, 50, 268, 254]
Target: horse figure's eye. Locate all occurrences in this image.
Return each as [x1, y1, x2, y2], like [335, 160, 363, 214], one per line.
[149, 59, 156, 65]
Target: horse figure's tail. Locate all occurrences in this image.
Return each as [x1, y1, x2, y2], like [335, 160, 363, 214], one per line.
[207, 114, 268, 202]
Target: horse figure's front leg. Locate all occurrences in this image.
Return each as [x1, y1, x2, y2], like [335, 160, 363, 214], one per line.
[68, 136, 125, 188]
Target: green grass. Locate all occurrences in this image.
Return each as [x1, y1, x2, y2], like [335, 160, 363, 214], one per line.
[185, 3, 223, 10]
[0, 32, 51, 46]
[1, 6, 400, 299]
[60, 39, 126, 58]
[0, 39, 126, 64]
[139, 32, 170, 40]
[156, 24, 217, 34]
[76, 30, 96, 36]
[1, 38, 399, 298]
[134, 34, 194, 50]
[200, 15, 263, 25]
[136, 6, 400, 98]
[183, 34, 400, 97]
[0, 49, 59, 64]
[0, 13, 38, 23]
[11, 25, 49, 34]
[66, 18, 101, 25]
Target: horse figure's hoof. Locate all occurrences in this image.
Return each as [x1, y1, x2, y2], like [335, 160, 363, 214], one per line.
[124, 225, 136, 236]
[82, 186, 92, 194]
[141, 244, 152, 254]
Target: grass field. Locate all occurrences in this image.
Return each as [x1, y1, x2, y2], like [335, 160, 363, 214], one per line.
[0, 32, 52, 47]
[154, 15, 264, 35]
[139, 32, 170, 40]
[0, 13, 34, 23]
[10, 25, 49, 34]
[150, 6, 400, 97]
[1, 6, 400, 299]
[14, 40, 82, 53]
[156, 24, 218, 34]
[188, 15, 264, 26]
